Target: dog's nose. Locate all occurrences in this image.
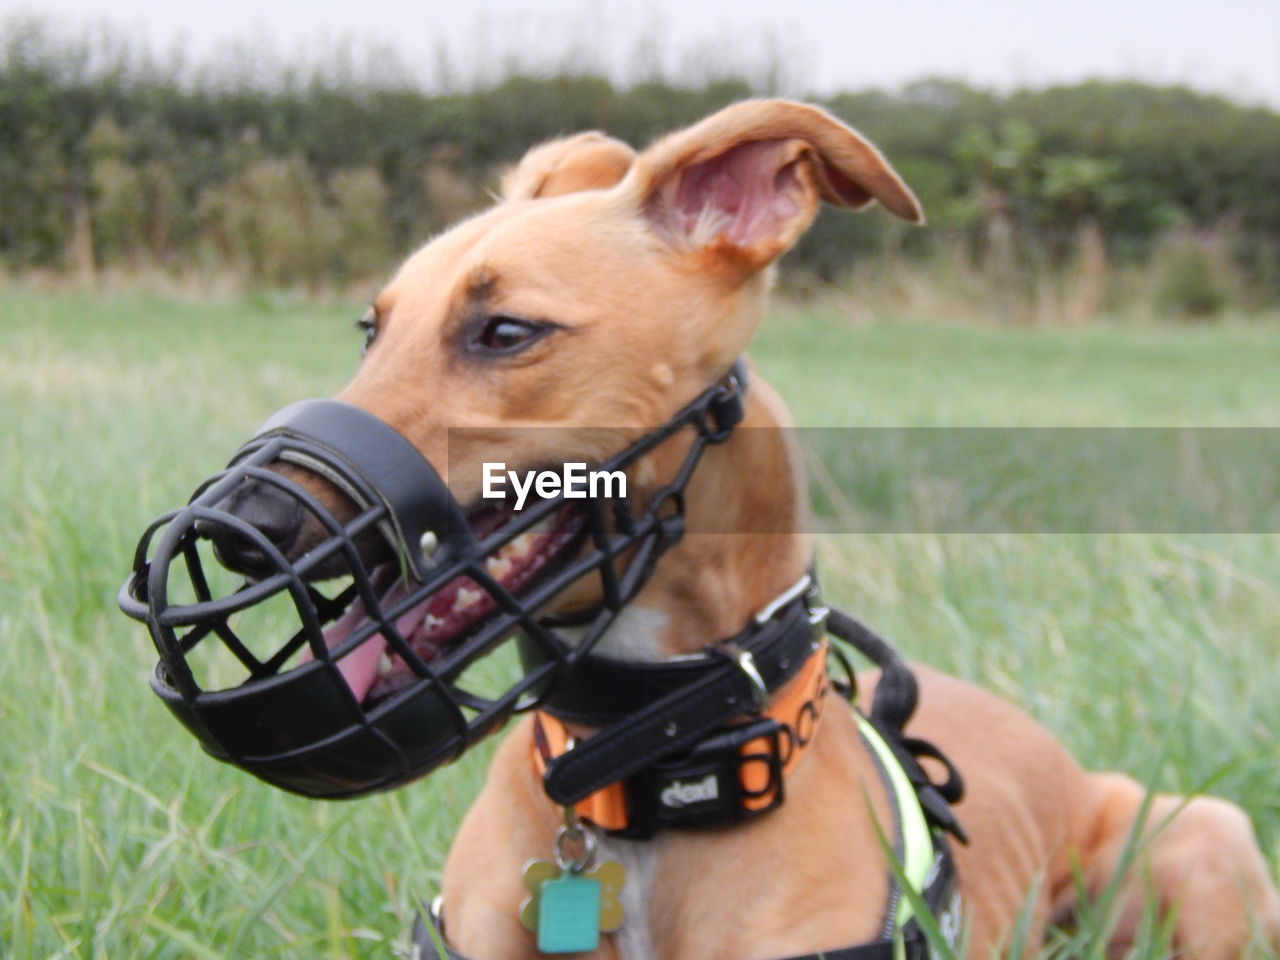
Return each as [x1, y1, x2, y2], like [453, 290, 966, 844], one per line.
[203, 479, 305, 578]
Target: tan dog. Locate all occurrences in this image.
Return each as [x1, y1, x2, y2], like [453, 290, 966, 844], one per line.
[334, 101, 1280, 959]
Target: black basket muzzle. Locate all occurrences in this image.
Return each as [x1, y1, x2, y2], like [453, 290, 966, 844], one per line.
[119, 364, 746, 800]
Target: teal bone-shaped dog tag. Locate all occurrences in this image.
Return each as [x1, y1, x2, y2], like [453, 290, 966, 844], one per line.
[520, 858, 626, 954]
[537, 871, 602, 953]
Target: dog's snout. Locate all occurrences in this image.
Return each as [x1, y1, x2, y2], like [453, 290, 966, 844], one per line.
[204, 479, 305, 578]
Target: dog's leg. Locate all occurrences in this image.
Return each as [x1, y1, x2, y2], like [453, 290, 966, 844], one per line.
[1064, 771, 1280, 959]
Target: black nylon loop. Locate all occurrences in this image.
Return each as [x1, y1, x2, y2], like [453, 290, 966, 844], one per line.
[826, 607, 919, 735]
[826, 609, 968, 844]
[901, 735, 966, 805]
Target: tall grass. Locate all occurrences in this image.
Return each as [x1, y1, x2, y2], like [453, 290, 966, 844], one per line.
[0, 288, 1276, 957]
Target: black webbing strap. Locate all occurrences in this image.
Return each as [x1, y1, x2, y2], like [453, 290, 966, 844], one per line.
[827, 608, 968, 845]
[411, 907, 464, 960]
[410, 873, 937, 960]
[540, 595, 818, 806]
[826, 607, 918, 733]
[409, 901, 927, 960]
[539, 627, 804, 725]
[780, 929, 928, 960]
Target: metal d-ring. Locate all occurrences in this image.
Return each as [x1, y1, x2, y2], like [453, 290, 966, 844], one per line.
[554, 808, 598, 874]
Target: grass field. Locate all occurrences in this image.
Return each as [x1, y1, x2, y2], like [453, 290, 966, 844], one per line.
[1, 287, 1277, 959]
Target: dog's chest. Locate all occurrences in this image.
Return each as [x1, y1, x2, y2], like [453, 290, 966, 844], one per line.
[598, 834, 659, 960]
[562, 604, 668, 958]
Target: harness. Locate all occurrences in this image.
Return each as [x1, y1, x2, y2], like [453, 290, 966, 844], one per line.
[412, 580, 967, 960]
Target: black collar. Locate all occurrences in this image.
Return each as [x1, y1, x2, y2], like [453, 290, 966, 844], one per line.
[531, 575, 826, 809]
[533, 573, 824, 725]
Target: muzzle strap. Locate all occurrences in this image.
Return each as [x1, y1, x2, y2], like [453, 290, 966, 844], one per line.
[240, 399, 477, 575]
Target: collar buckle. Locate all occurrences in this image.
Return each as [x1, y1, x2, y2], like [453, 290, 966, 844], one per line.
[803, 578, 830, 638]
[716, 642, 769, 713]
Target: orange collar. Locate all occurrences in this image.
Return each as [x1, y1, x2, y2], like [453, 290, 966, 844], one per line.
[532, 640, 829, 833]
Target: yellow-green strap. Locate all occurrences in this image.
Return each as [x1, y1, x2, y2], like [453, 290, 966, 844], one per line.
[856, 713, 935, 942]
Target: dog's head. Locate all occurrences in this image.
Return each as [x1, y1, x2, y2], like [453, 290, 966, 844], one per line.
[121, 100, 920, 798]
[343, 100, 919, 476]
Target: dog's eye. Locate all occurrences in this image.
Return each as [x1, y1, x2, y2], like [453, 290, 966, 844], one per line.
[472, 316, 547, 355]
[356, 309, 378, 355]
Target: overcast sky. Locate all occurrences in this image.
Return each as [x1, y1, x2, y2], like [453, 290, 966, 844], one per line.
[5, 0, 1278, 106]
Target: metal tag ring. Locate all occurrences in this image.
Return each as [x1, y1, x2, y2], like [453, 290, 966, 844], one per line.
[554, 822, 598, 873]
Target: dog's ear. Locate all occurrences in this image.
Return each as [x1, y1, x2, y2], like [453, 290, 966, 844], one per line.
[623, 100, 922, 275]
[502, 132, 636, 200]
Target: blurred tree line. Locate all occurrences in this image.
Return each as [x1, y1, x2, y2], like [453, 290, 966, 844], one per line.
[3, 17, 1278, 317]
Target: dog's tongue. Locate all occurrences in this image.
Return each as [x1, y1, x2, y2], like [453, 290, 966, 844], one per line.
[325, 623, 385, 703]
[305, 578, 415, 702]
[297, 506, 585, 704]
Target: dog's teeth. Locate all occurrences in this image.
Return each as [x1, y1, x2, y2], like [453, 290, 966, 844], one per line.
[453, 587, 482, 612]
[509, 533, 535, 558]
[377, 653, 393, 677]
[422, 613, 443, 632]
[486, 554, 514, 579]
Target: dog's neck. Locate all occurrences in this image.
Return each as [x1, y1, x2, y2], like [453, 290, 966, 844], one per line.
[601, 376, 811, 661]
